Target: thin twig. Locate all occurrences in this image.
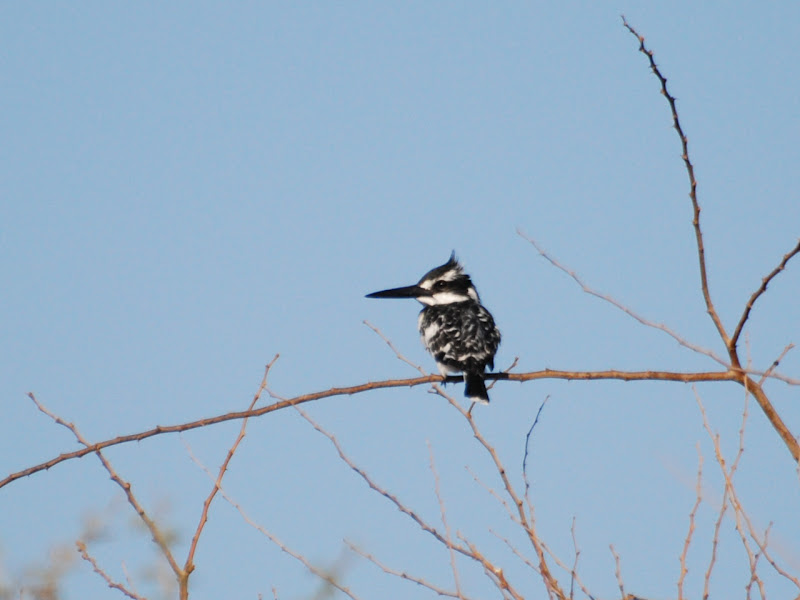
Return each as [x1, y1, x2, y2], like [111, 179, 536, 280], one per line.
[27, 393, 183, 580]
[458, 535, 526, 600]
[492, 530, 539, 574]
[759, 344, 796, 386]
[428, 441, 464, 598]
[294, 399, 529, 600]
[435, 385, 566, 600]
[537, 536, 595, 600]
[183, 439, 363, 600]
[466, 465, 520, 527]
[491, 356, 520, 393]
[569, 519, 582, 600]
[364, 320, 428, 376]
[703, 481, 728, 600]
[183, 356, 279, 581]
[732, 239, 800, 350]
[622, 16, 730, 349]
[519, 230, 729, 368]
[700, 388, 750, 598]
[696, 391, 762, 592]
[678, 445, 703, 600]
[696, 390, 800, 593]
[523, 397, 549, 499]
[290, 403, 473, 560]
[732, 387, 751, 478]
[76, 541, 147, 600]
[610, 545, 626, 599]
[121, 562, 139, 598]
[347, 541, 474, 600]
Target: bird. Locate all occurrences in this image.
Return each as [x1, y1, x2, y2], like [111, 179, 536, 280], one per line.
[366, 252, 501, 403]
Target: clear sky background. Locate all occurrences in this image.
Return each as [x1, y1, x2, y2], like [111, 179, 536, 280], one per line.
[2, 3, 799, 599]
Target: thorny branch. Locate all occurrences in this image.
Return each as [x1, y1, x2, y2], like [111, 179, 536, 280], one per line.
[519, 231, 799, 388]
[621, 17, 800, 463]
[27, 393, 184, 581]
[5, 368, 754, 491]
[610, 545, 626, 599]
[732, 239, 800, 351]
[523, 228, 800, 461]
[518, 230, 730, 369]
[622, 16, 728, 348]
[678, 446, 703, 600]
[696, 390, 800, 594]
[433, 385, 567, 600]
[183, 434, 363, 600]
[290, 401, 531, 599]
[428, 441, 464, 598]
[347, 541, 476, 600]
[523, 396, 549, 499]
[182, 356, 279, 595]
[76, 541, 147, 600]
[289, 402, 472, 561]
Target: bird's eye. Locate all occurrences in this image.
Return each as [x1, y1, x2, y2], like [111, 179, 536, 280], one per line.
[433, 280, 447, 290]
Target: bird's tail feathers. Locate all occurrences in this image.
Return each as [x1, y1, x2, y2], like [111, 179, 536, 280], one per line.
[464, 372, 489, 404]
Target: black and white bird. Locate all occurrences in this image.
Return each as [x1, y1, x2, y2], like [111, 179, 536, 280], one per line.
[366, 253, 501, 403]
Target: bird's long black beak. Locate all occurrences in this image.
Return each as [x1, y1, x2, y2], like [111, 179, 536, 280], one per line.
[366, 284, 430, 299]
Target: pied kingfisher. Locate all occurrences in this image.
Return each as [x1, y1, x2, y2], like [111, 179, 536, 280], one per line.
[366, 252, 501, 403]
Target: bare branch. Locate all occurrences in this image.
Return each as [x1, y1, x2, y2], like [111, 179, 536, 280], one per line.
[520, 230, 799, 462]
[27, 393, 183, 580]
[678, 445, 703, 600]
[610, 544, 626, 599]
[183, 438, 363, 600]
[76, 541, 147, 600]
[466, 465, 520, 527]
[732, 239, 800, 350]
[290, 403, 474, 560]
[121, 562, 139, 599]
[436, 386, 567, 600]
[732, 388, 751, 478]
[500, 530, 595, 600]
[427, 441, 463, 597]
[294, 393, 535, 600]
[6, 369, 752, 492]
[621, 16, 730, 349]
[569, 519, 583, 600]
[492, 530, 538, 574]
[183, 356, 279, 582]
[704, 481, 728, 600]
[743, 377, 800, 463]
[696, 392, 767, 598]
[696, 390, 800, 593]
[519, 230, 729, 367]
[458, 536, 526, 600]
[759, 344, 795, 386]
[347, 541, 475, 600]
[616, 19, 800, 465]
[738, 305, 799, 464]
[523, 396, 549, 499]
[364, 320, 428, 375]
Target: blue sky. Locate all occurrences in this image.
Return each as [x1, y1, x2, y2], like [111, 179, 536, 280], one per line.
[2, 3, 799, 599]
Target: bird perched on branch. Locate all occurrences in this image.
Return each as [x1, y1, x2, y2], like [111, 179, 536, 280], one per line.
[366, 252, 501, 403]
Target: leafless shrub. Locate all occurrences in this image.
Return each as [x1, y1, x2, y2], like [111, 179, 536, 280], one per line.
[3, 17, 798, 600]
